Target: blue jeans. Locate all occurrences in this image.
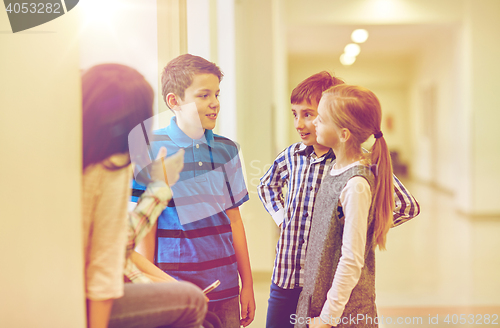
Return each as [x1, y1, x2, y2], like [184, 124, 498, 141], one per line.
[208, 296, 240, 328]
[266, 282, 302, 328]
[108, 281, 206, 328]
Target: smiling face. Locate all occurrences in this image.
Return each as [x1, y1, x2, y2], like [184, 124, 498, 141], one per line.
[292, 100, 320, 147]
[173, 73, 220, 137]
[313, 96, 342, 149]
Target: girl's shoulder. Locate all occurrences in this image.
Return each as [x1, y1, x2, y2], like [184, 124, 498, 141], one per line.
[83, 153, 132, 185]
[329, 161, 369, 176]
[329, 161, 374, 191]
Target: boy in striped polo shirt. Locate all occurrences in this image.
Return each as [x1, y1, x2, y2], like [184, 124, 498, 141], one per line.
[258, 71, 420, 328]
[133, 54, 255, 327]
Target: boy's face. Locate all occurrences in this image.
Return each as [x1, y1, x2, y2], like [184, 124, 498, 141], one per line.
[291, 100, 320, 146]
[176, 73, 220, 132]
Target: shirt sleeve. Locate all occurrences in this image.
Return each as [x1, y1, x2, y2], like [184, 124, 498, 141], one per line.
[257, 150, 289, 226]
[320, 176, 371, 323]
[224, 148, 250, 209]
[124, 181, 171, 283]
[392, 174, 420, 227]
[126, 181, 171, 257]
[84, 165, 132, 301]
[123, 259, 153, 284]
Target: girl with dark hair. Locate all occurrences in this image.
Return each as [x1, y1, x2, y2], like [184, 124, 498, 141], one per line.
[81, 64, 207, 328]
[82, 63, 154, 170]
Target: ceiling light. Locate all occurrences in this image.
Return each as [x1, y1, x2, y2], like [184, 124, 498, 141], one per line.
[351, 29, 369, 43]
[344, 43, 361, 57]
[340, 54, 356, 66]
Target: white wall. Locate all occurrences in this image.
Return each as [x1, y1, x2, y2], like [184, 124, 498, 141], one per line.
[79, 0, 160, 124]
[0, 8, 85, 328]
[467, 0, 500, 215]
[235, 0, 278, 272]
[272, 0, 291, 155]
[410, 0, 500, 215]
[185, 0, 238, 140]
[410, 26, 459, 192]
[187, 0, 211, 60]
[466, 0, 500, 215]
[216, 0, 238, 141]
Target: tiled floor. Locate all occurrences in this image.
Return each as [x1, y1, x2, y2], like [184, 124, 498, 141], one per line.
[247, 180, 500, 327]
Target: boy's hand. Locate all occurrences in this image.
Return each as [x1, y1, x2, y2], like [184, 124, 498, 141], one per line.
[239, 285, 256, 327]
[150, 147, 184, 186]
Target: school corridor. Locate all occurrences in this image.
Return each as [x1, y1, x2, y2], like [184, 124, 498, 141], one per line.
[1, 0, 500, 327]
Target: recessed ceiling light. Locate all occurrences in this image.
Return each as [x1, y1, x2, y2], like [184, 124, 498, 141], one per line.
[340, 53, 356, 66]
[344, 43, 361, 57]
[351, 29, 369, 43]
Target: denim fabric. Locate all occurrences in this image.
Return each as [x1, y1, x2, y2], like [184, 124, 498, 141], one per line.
[208, 296, 240, 328]
[108, 281, 206, 328]
[202, 311, 223, 328]
[266, 282, 302, 328]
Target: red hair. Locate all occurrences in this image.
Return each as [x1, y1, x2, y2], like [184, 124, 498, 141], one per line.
[322, 84, 394, 250]
[291, 71, 344, 105]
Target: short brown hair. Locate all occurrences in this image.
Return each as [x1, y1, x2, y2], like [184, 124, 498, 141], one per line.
[290, 71, 344, 105]
[161, 54, 223, 107]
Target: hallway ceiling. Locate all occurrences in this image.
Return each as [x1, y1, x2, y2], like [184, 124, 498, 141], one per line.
[283, 0, 461, 60]
[287, 23, 455, 58]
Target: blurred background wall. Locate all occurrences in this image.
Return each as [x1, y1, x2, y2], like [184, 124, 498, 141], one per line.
[1, 0, 499, 326]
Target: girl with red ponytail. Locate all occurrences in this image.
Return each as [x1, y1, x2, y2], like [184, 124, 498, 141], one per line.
[295, 84, 394, 328]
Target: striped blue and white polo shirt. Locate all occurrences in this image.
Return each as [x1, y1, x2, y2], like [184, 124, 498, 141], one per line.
[132, 116, 249, 302]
